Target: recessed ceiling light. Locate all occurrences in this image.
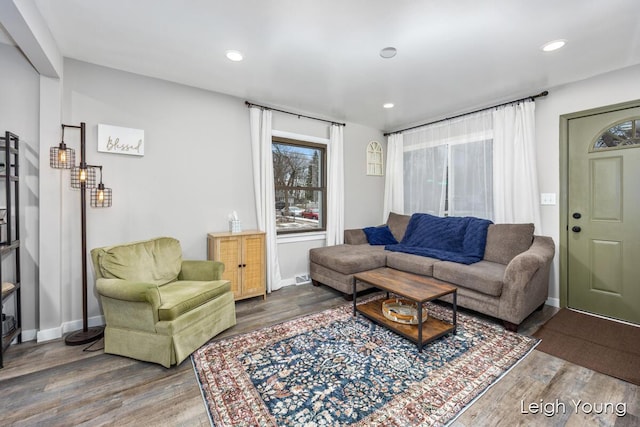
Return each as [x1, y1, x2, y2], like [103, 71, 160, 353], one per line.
[225, 50, 244, 61]
[541, 39, 566, 52]
[380, 47, 397, 59]
[383, 103, 395, 109]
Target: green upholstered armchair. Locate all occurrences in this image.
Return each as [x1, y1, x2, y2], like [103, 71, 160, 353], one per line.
[91, 237, 236, 368]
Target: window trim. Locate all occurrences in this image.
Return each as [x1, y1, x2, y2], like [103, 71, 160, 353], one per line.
[272, 134, 327, 235]
[276, 231, 326, 244]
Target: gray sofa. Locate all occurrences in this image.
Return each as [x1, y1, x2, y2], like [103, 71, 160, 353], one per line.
[309, 212, 555, 331]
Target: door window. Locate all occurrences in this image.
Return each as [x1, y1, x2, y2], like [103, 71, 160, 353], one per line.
[592, 118, 640, 151]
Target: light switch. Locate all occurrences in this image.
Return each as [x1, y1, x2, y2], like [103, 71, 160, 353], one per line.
[540, 193, 556, 205]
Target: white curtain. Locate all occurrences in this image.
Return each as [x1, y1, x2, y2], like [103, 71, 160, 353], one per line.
[249, 107, 283, 292]
[403, 110, 493, 218]
[326, 124, 344, 246]
[382, 133, 404, 222]
[493, 100, 541, 231]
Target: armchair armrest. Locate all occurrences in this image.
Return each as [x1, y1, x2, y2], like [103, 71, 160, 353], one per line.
[179, 260, 225, 281]
[344, 228, 367, 245]
[96, 278, 162, 309]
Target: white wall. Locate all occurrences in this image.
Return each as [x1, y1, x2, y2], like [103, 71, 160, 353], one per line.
[0, 42, 40, 338]
[535, 63, 640, 305]
[34, 59, 385, 337]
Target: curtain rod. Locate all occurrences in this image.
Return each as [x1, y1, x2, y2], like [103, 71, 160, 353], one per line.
[383, 90, 549, 136]
[245, 101, 346, 127]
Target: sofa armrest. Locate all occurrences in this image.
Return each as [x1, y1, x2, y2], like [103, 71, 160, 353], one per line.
[96, 278, 162, 308]
[504, 236, 555, 285]
[179, 260, 225, 281]
[499, 236, 555, 324]
[344, 228, 368, 245]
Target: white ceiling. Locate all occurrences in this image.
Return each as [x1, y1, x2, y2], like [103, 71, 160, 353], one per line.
[32, 0, 640, 131]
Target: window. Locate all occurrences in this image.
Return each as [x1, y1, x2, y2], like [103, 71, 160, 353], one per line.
[403, 110, 494, 220]
[272, 136, 326, 234]
[592, 119, 640, 151]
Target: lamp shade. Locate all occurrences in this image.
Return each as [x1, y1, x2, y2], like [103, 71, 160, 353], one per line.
[91, 184, 112, 208]
[71, 166, 96, 189]
[50, 144, 75, 169]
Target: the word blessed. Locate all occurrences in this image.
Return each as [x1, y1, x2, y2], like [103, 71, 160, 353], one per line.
[105, 136, 143, 154]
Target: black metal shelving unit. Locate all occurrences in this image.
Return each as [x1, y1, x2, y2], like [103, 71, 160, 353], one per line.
[0, 130, 21, 368]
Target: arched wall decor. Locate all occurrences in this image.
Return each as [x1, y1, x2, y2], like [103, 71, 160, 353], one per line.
[367, 141, 383, 176]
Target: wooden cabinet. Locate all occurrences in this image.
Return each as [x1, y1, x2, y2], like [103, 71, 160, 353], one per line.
[208, 230, 266, 301]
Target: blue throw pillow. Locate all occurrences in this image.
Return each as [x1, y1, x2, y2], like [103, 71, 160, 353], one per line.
[363, 225, 399, 245]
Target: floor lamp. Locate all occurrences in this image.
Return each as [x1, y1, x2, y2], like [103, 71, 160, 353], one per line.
[50, 122, 113, 345]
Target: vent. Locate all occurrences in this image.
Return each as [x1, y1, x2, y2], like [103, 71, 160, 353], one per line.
[295, 274, 311, 285]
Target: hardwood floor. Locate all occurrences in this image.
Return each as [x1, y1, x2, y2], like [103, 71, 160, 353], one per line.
[1, 284, 637, 426]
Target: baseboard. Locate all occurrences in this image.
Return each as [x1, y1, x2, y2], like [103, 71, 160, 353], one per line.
[36, 315, 105, 343]
[36, 326, 62, 342]
[20, 328, 37, 342]
[545, 297, 560, 308]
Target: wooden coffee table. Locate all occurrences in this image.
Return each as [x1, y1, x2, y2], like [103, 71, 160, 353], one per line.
[353, 267, 457, 352]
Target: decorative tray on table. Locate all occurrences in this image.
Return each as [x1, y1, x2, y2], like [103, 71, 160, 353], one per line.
[381, 298, 428, 325]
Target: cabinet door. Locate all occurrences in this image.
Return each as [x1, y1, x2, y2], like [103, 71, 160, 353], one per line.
[214, 236, 242, 297]
[241, 233, 265, 298]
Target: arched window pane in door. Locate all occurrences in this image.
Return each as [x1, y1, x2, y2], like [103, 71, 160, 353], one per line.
[592, 119, 640, 151]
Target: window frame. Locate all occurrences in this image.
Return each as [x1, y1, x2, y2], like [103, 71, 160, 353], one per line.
[272, 136, 327, 235]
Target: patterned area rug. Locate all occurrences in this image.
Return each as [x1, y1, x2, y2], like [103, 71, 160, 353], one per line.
[192, 299, 538, 426]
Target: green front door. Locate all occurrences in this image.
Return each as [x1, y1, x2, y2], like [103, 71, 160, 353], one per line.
[567, 106, 640, 324]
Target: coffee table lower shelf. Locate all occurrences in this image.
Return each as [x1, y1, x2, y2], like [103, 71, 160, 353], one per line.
[356, 299, 455, 350]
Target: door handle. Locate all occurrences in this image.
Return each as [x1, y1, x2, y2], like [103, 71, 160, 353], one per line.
[572, 226, 581, 233]
[572, 212, 582, 219]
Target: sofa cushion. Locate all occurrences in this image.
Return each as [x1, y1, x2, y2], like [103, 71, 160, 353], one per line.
[363, 225, 398, 245]
[309, 244, 387, 275]
[158, 280, 231, 321]
[97, 237, 182, 285]
[344, 228, 368, 245]
[433, 260, 506, 297]
[386, 212, 411, 242]
[483, 223, 535, 265]
[386, 252, 438, 277]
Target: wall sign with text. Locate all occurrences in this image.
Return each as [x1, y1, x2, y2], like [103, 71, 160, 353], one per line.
[98, 124, 145, 156]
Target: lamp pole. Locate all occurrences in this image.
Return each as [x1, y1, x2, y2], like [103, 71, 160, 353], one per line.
[63, 122, 104, 345]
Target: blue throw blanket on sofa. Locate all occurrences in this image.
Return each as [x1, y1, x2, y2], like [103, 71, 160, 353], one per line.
[385, 213, 493, 264]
